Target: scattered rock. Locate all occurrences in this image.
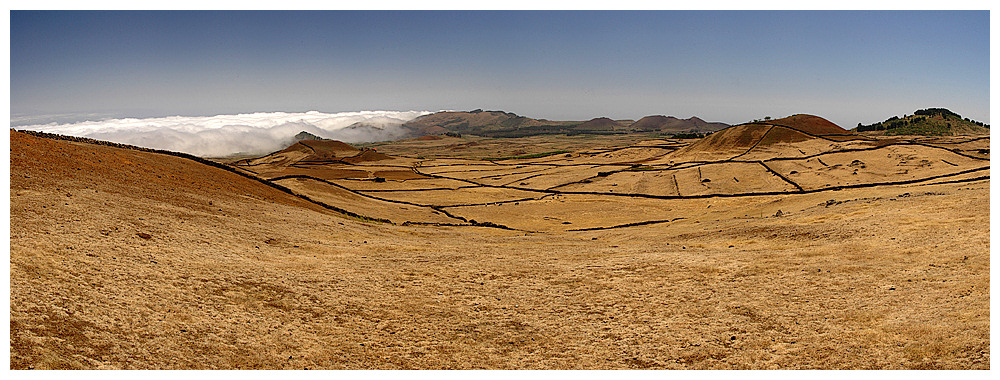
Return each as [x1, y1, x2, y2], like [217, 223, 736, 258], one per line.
[774, 210, 784, 217]
[136, 233, 152, 240]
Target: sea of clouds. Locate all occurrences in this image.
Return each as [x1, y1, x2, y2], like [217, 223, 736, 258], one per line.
[15, 110, 434, 157]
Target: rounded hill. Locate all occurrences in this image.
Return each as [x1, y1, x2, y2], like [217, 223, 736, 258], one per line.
[628, 115, 730, 133]
[670, 114, 861, 160]
[764, 114, 853, 136]
[575, 117, 623, 131]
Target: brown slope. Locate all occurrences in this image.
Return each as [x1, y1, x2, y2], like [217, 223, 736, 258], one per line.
[669, 115, 859, 161]
[9, 131, 385, 369]
[575, 117, 623, 131]
[341, 149, 392, 163]
[10, 130, 328, 212]
[402, 110, 545, 134]
[630, 115, 672, 131]
[765, 114, 852, 136]
[629, 115, 730, 133]
[296, 140, 362, 161]
[239, 139, 360, 167]
[678, 124, 775, 154]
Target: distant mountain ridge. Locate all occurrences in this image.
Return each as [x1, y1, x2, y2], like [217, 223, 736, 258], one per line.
[628, 115, 729, 133]
[400, 109, 556, 136]
[400, 109, 729, 138]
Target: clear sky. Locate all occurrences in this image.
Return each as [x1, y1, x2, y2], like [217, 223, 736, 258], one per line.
[9, 10, 990, 128]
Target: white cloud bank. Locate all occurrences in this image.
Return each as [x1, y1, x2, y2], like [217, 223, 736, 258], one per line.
[16, 110, 434, 157]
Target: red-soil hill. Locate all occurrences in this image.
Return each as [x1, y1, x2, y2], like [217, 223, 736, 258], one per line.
[296, 140, 361, 160]
[241, 139, 360, 167]
[675, 115, 857, 156]
[342, 149, 392, 164]
[630, 115, 672, 131]
[575, 117, 623, 131]
[682, 124, 776, 153]
[9, 130, 327, 213]
[764, 114, 852, 136]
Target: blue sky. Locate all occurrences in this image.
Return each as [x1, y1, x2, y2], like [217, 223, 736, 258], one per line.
[10, 10, 990, 127]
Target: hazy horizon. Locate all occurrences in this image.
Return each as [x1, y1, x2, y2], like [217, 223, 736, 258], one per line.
[11, 10, 989, 130]
[13, 110, 437, 157]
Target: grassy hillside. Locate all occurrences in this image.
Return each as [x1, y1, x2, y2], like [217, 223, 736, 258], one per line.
[854, 108, 989, 136]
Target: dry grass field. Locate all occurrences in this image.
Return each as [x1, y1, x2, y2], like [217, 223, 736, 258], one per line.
[9, 115, 990, 369]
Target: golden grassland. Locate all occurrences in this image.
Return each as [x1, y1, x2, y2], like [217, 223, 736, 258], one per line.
[9, 127, 990, 369]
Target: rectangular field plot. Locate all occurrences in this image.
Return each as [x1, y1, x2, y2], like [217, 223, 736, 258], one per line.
[360, 186, 547, 207]
[554, 169, 681, 196]
[259, 166, 371, 180]
[674, 162, 799, 196]
[508, 165, 626, 190]
[329, 177, 475, 191]
[557, 162, 798, 196]
[520, 147, 672, 165]
[274, 177, 462, 225]
[431, 164, 554, 181]
[416, 164, 508, 175]
[766, 145, 989, 191]
[444, 193, 784, 232]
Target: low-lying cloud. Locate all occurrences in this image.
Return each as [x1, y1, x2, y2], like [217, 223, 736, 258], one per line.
[15, 110, 433, 157]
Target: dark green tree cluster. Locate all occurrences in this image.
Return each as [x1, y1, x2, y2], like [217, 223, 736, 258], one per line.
[962, 117, 990, 128]
[856, 116, 927, 132]
[856, 108, 989, 132]
[914, 108, 961, 118]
